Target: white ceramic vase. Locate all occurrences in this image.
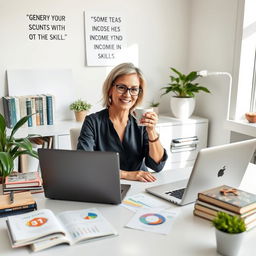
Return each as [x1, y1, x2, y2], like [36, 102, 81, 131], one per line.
[215, 229, 245, 256]
[170, 96, 195, 119]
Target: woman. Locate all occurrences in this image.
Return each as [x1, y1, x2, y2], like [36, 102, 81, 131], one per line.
[77, 63, 168, 182]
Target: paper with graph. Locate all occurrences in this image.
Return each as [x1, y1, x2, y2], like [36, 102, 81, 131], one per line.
[126, 208, 178, 235]
[122, 193, 170, 212]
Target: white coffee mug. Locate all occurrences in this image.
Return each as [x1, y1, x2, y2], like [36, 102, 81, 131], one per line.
[133, 108, 153, 126]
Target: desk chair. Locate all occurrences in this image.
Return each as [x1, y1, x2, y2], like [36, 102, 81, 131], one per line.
[70, 128, 81, 150]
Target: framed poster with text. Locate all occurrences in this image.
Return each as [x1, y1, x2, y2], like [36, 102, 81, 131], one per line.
[84, 12, 127, 66]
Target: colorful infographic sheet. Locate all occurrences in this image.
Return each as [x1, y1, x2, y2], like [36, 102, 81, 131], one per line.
[125, 208, 178, 235]
[122, 193, 170, 212]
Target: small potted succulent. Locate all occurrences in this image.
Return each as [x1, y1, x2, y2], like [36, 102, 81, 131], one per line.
[212, 212, 246, 256]
[0, 113, 38, 183]
[161, 67, 210, 119]
[69, 99, 92, 122]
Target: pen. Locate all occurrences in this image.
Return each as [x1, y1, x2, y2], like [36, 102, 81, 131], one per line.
[10, 191, 14, 204]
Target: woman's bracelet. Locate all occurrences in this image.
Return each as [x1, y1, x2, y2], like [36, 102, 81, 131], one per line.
[148, 133, 160, 143]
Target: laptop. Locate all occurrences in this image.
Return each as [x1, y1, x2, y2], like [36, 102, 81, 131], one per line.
[38, 149, 131, 204]
[146, 139, 256, 205]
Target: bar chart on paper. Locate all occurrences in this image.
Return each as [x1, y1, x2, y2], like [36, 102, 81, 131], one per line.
[122, 193, 170, 212]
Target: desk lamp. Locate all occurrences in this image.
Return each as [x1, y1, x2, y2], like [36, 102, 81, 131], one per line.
[197, 70, 232, 121]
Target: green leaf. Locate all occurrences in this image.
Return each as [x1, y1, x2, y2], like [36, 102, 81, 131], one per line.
[161, 67, 211, 97]
[0, 152, 14, 177]
[212, 212, 246, 234]
[0, 114, 39, 178]
[14, 150, 38, 159]
[185, 71, 199, 82]
[69, 99, 92, 111]
[0, 113, 7, 152]
[170, 68, 183, 78]
[197, 86, 211, 93]
[0, 113, 6, 134]
[10, 115, 32, 139]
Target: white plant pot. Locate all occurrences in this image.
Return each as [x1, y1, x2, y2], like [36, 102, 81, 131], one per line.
[215, 229, 245, 256]
[170, 96, 195, 119]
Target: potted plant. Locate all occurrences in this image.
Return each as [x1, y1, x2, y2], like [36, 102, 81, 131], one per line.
[161, 67, 210, 119]
[69, 99, 92, 122]
[0, 113, 38, 183]
[212, 212, 246, 256]
[150, 101, 160, 115]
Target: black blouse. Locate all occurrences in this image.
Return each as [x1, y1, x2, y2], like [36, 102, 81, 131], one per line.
[77, 109, 168, 172]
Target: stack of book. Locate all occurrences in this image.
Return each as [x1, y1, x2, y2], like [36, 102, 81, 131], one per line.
[2, 94, 55, 128]
[0, 192, 37, 217]
[3, 172, 43, 195]
[193, 185, 256, 230]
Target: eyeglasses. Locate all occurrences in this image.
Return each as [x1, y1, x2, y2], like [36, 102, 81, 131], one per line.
[115, 84, 142, 96]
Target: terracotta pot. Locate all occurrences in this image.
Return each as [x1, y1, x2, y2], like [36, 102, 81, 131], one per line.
[245, 112, 256, 123]
[74, 111, 87, 122]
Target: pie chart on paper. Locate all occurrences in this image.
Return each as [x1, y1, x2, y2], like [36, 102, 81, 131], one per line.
[139, 213, 166, 225]
[84, 212, 98, 220]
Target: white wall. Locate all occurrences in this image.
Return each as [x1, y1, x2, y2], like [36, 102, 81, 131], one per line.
[188, 0, 242, 146]
[0, 0, 189, 116]
[0, 0, 243, 146]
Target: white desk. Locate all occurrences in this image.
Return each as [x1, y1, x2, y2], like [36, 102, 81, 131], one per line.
[0, 165, 255, 256]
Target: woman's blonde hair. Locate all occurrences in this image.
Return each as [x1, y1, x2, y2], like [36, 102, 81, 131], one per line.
[102, 63, 146, 110]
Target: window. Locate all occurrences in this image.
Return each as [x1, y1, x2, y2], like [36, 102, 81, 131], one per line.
[250, 49, 256, 112]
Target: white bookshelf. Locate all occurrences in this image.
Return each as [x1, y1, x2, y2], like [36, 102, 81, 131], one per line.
[7, 120, 82, 149]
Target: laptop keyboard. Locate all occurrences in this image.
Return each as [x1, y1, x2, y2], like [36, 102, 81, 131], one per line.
[165, 188, 185, 199]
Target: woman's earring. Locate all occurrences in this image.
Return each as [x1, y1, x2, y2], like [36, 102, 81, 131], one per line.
[108, 96, 112, 105]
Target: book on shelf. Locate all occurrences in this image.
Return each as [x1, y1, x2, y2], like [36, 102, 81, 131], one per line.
[9, 97, 17, 127]
[6, 208, 118, 252]
[193, 209, 256, 231]
[25, 97, 33, 127]
[198, 185, 256, 214]
[3, 93, 55, 128]
[44, 94, 54, 125]
[38, 96, 44, 125]
[34, 96, 41, 126]
[5, 172, 42, 188]
[2, 96, 17, 128]
[2, 96, 12, 128]
[0, 192, 37, 217]
[41, 95, 47, 126]
[30, 97, 37, 126]
[18, 96, 28, 127]
[14, 97, 20, 124]
[194, 202, 256, 225]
